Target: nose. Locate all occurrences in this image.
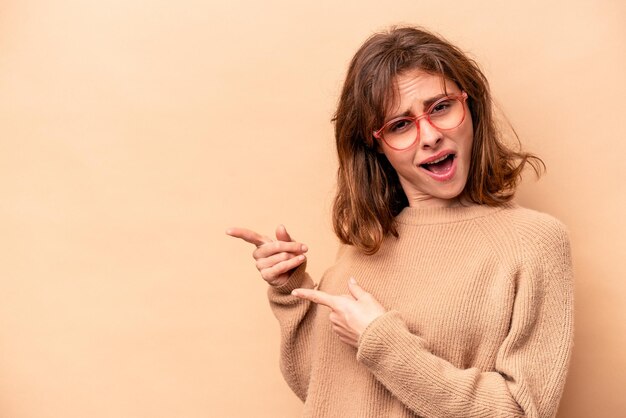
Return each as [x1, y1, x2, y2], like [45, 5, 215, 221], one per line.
[418, 118, 442, 149]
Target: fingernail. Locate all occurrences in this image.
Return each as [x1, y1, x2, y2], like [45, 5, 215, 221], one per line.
[291, 290, 299, 296]
[301, 244, 308, 252]
[349, 277, 356, 284]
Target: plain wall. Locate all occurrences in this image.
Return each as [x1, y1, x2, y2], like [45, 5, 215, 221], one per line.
[1, 0, 625, 416]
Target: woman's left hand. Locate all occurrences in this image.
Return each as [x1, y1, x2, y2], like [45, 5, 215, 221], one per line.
[291, 277, 386, 348]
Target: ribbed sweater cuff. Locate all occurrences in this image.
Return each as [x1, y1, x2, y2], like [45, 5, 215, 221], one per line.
[357, 310, 429, 366]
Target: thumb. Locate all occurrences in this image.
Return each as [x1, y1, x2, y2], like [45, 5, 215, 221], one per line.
[347, 277, 369, 300]
[275, 224, 294, 242]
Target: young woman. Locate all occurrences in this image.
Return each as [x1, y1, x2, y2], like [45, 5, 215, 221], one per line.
[227, 26, 573, 418]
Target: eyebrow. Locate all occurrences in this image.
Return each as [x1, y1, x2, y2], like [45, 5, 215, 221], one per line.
[385, 93, 451, 122]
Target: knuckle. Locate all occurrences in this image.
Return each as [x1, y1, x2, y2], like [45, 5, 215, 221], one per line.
[267, 265, 279, 276]
[335, 300, 347, 311]
[260, 268, 274, 281]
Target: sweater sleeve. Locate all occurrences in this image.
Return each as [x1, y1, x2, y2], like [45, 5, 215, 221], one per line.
[356, 219, 574, 418]
[267, 261, 317, 401]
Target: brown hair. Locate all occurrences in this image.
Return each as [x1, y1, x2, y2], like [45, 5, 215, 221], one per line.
[332, 26, 544, 254]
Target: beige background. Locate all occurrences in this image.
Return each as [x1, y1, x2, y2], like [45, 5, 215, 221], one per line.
[1, 0, 624, 417]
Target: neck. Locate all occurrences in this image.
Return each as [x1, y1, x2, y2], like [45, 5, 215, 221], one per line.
[396, 201, 516, 225]
[406, 195, 465, 209]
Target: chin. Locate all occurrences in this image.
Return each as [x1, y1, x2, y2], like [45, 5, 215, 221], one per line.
[432, 182, 466, 200]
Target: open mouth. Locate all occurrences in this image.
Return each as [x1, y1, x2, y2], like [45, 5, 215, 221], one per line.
[420, 153, 456, 175]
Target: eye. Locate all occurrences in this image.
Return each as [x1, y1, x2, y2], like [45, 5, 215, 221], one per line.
[430, 99, 453, 115]
[386, 118, 413, 134]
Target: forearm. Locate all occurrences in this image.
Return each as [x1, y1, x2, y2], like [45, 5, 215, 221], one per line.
[267, 264, 317, 401]
[357, 312, 526, 417]
[357, 308, 571, 418]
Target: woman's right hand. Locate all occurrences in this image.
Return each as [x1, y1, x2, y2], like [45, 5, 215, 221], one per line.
[225, 225, 308, 287]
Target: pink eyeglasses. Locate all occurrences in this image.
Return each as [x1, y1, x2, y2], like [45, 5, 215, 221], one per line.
[373, 91, 468, 150]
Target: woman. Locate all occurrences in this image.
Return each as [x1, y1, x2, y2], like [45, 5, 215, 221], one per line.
[227, 26, 573, 418]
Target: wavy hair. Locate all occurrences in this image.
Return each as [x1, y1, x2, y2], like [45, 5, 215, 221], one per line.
[332, 26, 544, 254]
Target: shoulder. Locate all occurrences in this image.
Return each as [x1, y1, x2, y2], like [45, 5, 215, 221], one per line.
[471, 203, 571, 266]
[498, 204, 572, 273]
[501, 204, 570, 250]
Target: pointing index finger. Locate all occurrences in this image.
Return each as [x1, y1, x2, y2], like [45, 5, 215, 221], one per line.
[226, 227, 272, 247]
[291, 288, 337, 309]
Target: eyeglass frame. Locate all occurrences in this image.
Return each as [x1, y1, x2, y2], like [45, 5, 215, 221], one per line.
[372, 91, 469, 151]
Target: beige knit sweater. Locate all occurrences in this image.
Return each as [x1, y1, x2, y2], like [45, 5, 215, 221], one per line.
[268, 202, 574, 418]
